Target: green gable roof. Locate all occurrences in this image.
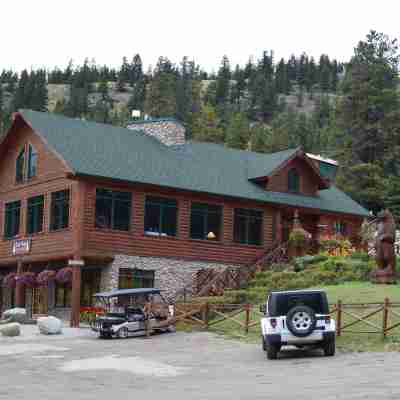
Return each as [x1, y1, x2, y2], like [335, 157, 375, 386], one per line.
[17, 109, 369, 218]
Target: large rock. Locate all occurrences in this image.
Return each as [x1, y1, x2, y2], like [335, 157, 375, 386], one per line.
[0, 323, 21, 337]
[37, 316, 63, 335]
[3, 308, 27, 323]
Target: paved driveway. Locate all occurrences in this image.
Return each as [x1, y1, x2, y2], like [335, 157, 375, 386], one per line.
[0, 328, 399, 400]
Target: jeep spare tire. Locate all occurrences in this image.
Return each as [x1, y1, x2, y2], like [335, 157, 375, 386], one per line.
[286, 305, 316, 337]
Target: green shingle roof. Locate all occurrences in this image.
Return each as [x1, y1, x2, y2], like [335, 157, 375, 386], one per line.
[18, 109, 369, 218]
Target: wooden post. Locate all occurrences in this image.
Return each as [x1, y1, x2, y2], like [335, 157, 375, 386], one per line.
[15, 260, 25, 307]
[383, 297, 389, 339]
[337, 300, 342, 337]
[70, 263, 81, 328]
[245, 304, 251, 334]
[203, 303, 210, 329]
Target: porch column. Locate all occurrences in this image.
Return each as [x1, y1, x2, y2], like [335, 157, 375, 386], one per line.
[70, 262, 82, 328]
[15, 260, 25, 307]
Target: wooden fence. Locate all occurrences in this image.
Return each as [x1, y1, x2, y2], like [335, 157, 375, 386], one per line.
[173, 299, 400, 339]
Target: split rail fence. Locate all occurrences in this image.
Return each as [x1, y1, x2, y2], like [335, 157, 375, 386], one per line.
[173, 298, 400, 339]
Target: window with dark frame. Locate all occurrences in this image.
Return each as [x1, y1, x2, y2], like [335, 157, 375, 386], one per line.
[50, 190, 70, 231]
[4, 201, 21, 239]
[334, 221, 347, 236]
[95, 189, 132, 231]
[288, 168, 300, 193]
[144, 196, 177, 237]
[27, 195, 44, 235]
[16, 148, 25, 184]
[118, 268, 155, 289]
[27, 144, 38, 179]
[55, 283, 71, 308]
[233, 208, 263, 246]
[190, 202, 222, 241]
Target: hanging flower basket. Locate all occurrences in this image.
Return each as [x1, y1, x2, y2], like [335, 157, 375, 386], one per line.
[2, 273, 17, 289]
[55, 267, 73, 283]
[17, 272, 38, 288]
[36, 270, 56, 287]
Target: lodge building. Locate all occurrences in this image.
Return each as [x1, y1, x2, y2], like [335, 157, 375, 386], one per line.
[0, 110, 369, 326]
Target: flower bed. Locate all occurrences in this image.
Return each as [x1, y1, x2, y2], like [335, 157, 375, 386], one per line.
[80, 306, 106, 323]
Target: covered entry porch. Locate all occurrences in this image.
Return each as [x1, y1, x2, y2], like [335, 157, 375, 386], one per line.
[0, 255, 111, 327]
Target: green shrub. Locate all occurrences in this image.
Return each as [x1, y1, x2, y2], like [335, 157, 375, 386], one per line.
[293, 254, 329, 271]
[350, 252, 371, 262]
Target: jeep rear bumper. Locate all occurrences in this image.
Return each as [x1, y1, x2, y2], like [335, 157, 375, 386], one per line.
[264, 331, 335, 346]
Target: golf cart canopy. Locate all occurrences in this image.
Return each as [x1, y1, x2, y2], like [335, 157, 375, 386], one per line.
[93, 288, 162, 299]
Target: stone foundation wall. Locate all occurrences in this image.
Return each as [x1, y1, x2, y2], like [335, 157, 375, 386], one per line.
[100, 255, 240, 301]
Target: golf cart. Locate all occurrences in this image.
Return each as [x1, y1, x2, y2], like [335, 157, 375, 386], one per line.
[90, 288, 176, 339]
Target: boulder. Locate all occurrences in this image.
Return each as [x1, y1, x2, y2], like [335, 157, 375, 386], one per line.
[0, 323, 21, 337]
[37, 316, 63, 335]
[3, 308, 27, 323]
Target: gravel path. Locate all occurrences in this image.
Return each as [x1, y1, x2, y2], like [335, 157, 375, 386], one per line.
[0, 330, 399, 400]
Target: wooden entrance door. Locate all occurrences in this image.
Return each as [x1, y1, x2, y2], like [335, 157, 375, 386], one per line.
[32, 287, 49, 316]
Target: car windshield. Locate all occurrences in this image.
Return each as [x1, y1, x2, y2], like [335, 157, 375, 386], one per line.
[273, 292, 328, 315]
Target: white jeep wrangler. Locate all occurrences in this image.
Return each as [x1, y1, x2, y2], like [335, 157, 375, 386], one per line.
[260, 289, 336, 359]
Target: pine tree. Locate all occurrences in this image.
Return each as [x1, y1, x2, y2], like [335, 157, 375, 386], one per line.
[191, 104, 224, 143]
[215, 55, 231, 106]
[225, 112, 250, 150]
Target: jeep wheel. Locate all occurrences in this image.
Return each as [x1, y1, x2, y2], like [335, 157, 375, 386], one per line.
[323, 337, 336, 357]
[286, 305, 317, 337]
[266, 344, 279, 360]
[118, 327, 129, 339]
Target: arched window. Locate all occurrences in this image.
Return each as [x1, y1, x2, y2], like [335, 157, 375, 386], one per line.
[27, 144, 38, 179]
[288, 168, 300, 193]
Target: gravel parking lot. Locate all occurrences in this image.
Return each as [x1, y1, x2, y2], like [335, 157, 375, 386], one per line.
[1, 327, 400, 400]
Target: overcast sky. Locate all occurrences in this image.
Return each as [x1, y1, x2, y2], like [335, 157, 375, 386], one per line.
[1, 0, 399, 73]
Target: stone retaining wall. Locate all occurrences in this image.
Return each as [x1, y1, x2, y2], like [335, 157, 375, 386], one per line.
[100, 255, 240, 301]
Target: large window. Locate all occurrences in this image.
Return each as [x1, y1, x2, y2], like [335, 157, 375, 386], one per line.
[288, 168, 300, 193]
[119, 268, 155, 289]
[95, 189, 132, 231]
[15, 144, 38, 183]
[144, 196, 177, 237]
[234, 208, 263, 246]
[27, 145, 38, 179]
[4, 201, 21, 239]
[27, 195, 44, 235]
[55, 283, 71, 308]
[50, 190, 70, 231]
[81, 269, 101, 307]
[16, 149, 25, 184]
[190, 202, 222, 241]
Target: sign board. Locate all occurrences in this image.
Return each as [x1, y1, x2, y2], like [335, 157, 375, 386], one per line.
[12, 239, 31, 256]
[68, 259, 85, 267]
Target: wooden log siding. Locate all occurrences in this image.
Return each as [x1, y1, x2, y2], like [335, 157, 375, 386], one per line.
[83, 181, 275, 265]
[267, 157, 319, 196]
[0, 122, 75, 265]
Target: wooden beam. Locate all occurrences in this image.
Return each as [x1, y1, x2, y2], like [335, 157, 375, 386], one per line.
[15, 260, 25, 307]
[70, 261, 81, 328]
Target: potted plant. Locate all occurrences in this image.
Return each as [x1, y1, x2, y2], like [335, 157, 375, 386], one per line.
[55, 267, 73, 283]
[37, 270, 56, 287]
[2, 273, 17, 289]
[17, 272, 37, 288]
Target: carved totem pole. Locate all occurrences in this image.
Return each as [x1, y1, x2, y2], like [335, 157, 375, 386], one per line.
[371, 209, 397, 284]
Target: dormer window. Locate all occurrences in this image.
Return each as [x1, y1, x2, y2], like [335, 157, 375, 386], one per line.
[15, 144, 38, 183]
[288, 168, 300, 193]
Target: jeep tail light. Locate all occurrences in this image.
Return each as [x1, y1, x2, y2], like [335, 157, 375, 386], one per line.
[270, 318, 277, 329]
[325, 316, 331, 324]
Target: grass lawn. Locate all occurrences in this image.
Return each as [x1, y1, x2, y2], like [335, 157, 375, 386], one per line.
[178, 282, 400, 352]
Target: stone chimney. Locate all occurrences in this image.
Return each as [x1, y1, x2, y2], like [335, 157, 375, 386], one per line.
[127, 117, 186, 146]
